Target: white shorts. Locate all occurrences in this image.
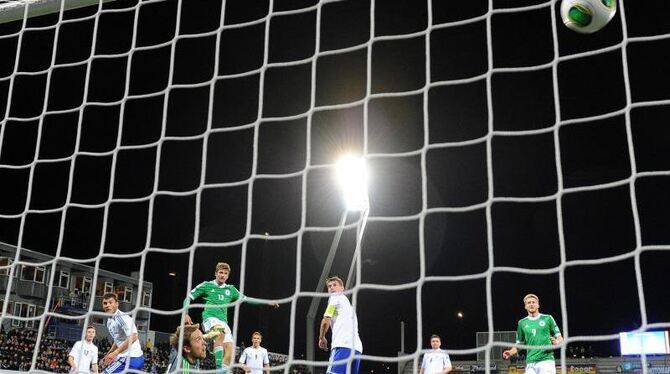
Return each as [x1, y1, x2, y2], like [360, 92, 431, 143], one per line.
[525, 360, 556, 374]
[202, 317, 234, 343]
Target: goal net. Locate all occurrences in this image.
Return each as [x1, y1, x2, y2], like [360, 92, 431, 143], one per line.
[1, 0, 669, 373]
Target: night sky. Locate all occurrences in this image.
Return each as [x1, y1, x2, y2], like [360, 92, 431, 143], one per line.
[1, 0, 670, 371]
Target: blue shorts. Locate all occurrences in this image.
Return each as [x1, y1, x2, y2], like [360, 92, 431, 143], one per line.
[327, 347, 361, 374]
[104, 355, 145, 373]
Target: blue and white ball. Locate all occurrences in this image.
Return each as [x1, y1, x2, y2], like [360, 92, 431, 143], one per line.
[560, 0, 617, 34]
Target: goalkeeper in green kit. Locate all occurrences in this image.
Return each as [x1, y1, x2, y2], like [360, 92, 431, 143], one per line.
[503, 294, 563, 374]
[182, 262, 278, 374]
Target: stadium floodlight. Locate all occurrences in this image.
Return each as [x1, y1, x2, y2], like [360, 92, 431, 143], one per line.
[305, 155, 370, 364]
[335, 154, 369, 211]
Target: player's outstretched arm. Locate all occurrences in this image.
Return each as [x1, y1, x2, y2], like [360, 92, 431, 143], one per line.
[242, 295, 279, 308]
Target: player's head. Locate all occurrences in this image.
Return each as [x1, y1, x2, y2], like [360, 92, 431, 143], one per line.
[214, 262, 230, 284]
[326, 276, 344, 293]
[170, 324, 207, 361]
[523, 293, 540, 314]
[251, 331, 262, 347]
[85, 325, 96, 342]
[101, 293, 119, 314]
[430, 334, 441, 349]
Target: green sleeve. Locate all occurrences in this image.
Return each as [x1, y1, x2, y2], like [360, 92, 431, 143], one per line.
[242, 295, 264, 305]
[550, 315, 561, 336]
[236, 286, 267, 306]
[516, 321, 525, 344]
[185, 282, 206, 307]
[231, 285, 241, 302]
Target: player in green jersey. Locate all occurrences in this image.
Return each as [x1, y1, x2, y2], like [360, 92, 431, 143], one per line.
[182, 262, 277, 374]
[503, 294, 563, 374]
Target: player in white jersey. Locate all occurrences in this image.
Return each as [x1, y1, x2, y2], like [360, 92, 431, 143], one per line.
[239, 331, 270, 374]
[420, 335, 452, 374]
[68, 325, 99, 374]
[101, 293, 145, 373]
[319, 276, 363, 374]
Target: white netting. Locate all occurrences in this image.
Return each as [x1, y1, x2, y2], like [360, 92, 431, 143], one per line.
[1, 0, 670, 373]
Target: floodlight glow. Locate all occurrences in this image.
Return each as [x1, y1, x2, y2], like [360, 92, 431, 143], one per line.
[335, 155, 369, 211]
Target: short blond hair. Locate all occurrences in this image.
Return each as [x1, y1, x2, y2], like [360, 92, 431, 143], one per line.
[215, 262, 230, 272]
[170, 324, 201, 349]
[326, 276, 344, 287]
[252, 331, 262, 339]
[523, 293, 539, 303]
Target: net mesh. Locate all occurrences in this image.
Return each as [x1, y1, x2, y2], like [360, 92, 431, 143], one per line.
[1, 0, 670, 373]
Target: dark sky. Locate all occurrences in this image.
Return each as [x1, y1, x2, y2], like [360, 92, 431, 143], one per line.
[1, 0, 670, 371]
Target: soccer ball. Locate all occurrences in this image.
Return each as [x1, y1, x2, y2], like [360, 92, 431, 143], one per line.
[560, 0, 617, 34]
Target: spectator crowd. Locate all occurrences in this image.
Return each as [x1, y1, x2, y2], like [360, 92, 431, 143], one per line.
[0, 328, 172, 373]
[0, 327, 300, 373]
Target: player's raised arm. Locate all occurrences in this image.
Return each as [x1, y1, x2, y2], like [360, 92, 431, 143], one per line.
[224, 282, 278, 308]
[240, 293, 280, 308]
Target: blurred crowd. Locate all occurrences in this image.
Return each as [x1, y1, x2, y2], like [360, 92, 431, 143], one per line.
[0, 327, 304, 373]
[0, 328, 174, 373]
[0, 329, 70, 372]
